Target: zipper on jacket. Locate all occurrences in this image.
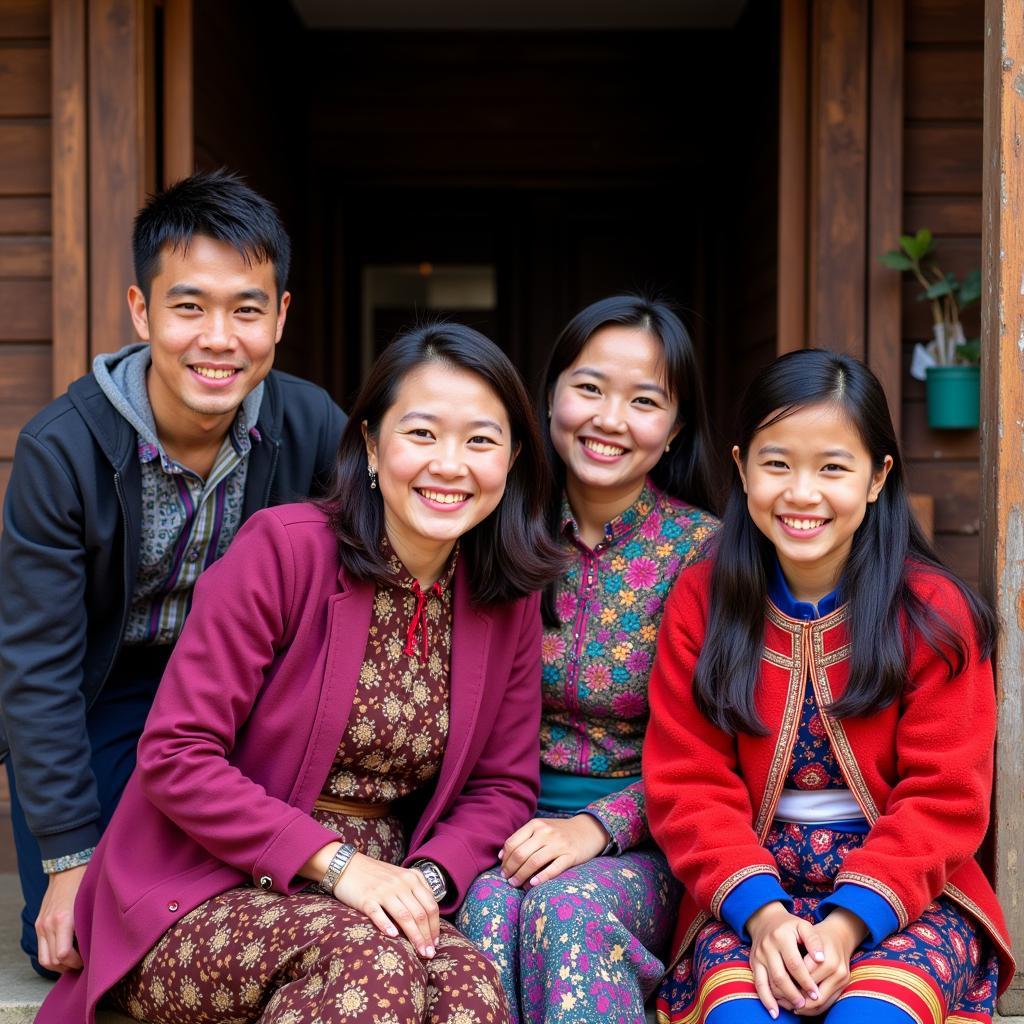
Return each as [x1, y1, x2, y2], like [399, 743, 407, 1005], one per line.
[89, 470, 135, 712]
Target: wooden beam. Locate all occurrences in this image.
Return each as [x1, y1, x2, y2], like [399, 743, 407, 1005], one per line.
[777, 0, 807, 355]
[866, 0, 903, 437]
[162, 0, 193, 186]
[50, 0, 89, 395]
[806, 0, 869, 357]
[87, 0, 154, 358]
[980, 0, 1024, 1012]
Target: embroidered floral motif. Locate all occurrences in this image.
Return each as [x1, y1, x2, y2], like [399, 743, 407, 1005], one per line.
[540, 480, 717, 851]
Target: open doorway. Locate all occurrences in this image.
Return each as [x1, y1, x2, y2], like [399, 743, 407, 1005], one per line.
[182, 0, 778, 435]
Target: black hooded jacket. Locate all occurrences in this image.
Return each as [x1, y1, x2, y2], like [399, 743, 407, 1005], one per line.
[0, 366, 345, 860]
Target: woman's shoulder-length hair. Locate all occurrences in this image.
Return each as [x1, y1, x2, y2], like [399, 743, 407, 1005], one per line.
[319, 321, 566, 606]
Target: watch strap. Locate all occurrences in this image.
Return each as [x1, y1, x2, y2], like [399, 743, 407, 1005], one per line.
[320, 843, 357, 895]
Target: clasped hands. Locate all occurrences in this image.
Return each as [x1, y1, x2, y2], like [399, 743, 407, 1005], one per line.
[747, 902, 867, 1019]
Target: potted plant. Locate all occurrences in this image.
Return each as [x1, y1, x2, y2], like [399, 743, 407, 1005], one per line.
[879, 229, 981, 429]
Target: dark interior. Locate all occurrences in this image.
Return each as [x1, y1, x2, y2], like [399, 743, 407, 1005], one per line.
[182, 0, 779, 438]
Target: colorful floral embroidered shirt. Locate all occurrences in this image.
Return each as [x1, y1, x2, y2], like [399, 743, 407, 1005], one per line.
[540, 478, 717, 851]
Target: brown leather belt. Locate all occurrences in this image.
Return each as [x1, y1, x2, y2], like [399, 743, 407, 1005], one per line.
[313, 794, 395, 819]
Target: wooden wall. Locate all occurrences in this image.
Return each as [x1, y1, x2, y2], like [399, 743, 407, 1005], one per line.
[0, 0, 50, 524]
[0, 0, 51, 525]
[0, 0, 50, 848]
[902, 0, 984, 585]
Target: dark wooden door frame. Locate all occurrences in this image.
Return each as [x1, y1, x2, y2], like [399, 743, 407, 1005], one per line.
[982, 0, 1024, 1013]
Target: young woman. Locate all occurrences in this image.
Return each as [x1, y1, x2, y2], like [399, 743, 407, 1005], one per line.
[646, 349, 1014, 1024]
[457, 295, 720, 1023]
[37, 323, 563, 1024]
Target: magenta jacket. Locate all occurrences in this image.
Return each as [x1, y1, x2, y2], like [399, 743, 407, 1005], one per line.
[39, 503, 542, 1024]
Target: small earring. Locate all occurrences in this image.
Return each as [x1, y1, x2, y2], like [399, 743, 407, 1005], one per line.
[368, 465, 377, 490]
[664, 443, 671, 453]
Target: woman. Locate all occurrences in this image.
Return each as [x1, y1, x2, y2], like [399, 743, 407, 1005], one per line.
[38, 322, 563, 1024]
[457, 295, 720, 1023]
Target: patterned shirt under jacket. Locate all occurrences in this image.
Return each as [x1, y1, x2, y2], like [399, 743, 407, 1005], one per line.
[313, 541, 456, 863]
[541, 479, 717, 852]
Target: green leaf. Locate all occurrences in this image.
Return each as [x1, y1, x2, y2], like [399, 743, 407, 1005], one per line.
[879, 251, 914, 270]
[923, 272, 957, 299]
[900, 228, 933, 261]
[956, 339, 981, 364]
[958, 269, 981, 309]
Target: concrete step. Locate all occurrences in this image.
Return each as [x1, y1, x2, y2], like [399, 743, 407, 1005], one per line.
[0, 872, 1021, 1022]
[0, 873, 133, 1023]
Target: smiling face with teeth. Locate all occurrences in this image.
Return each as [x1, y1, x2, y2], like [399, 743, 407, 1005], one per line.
[548, 326, 680, 537]
[733, 402, 892, 602]
[364, 361, 514, 585]
[127, 235, 289, 438]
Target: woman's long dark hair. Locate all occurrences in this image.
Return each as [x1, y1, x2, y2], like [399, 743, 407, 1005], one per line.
[538, 295, 720, 625]
[694, 348, 996, 734]
[321, 321, 565, 605]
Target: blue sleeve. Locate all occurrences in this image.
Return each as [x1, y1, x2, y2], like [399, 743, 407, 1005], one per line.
[815, 883, 899, 948]
[721, 874, 794, 942]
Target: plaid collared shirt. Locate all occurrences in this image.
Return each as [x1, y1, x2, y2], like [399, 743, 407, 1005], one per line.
[124, 413, 260, 646]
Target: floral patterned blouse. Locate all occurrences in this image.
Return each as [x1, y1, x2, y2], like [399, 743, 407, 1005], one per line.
[540, 478, 717, 852]
[313, 541, 457, 863]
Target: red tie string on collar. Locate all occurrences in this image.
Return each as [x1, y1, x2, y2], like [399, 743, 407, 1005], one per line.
[404, 579, 443, 662]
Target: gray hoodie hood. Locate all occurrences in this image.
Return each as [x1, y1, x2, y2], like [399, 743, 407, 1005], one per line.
[92, 343, 264, 453]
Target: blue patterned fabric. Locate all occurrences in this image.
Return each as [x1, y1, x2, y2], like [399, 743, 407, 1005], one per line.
[457, 812, 680, 1024]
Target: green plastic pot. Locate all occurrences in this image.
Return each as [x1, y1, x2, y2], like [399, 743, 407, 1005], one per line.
[925, 364, 980, 430]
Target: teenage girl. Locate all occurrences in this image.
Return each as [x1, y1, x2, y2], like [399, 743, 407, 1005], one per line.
[457, 294, 720, 1023]
[645, 348, 1014, 1024]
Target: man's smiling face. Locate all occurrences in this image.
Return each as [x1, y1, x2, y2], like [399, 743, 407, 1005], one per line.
[128, 235, 289, 426]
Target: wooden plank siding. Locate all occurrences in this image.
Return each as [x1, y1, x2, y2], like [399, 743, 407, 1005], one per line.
[0, 0, 52, 525]
[902, 0, 985, 586]
[981, 0, 1024, 1008]
[0, 0, 51, 821]
[807, 0, 869, 357]
[88, 0, 155, 360]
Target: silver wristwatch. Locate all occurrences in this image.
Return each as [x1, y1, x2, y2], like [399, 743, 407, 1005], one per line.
[320, 843, 357, 895]
[412, 859, 448, 902]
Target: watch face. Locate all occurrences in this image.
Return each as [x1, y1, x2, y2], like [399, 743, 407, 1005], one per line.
[417, 862, 447, 900]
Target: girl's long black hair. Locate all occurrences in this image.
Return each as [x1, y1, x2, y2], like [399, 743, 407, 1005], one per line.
[695, 348, 996, 734]
[538, 294, 721, 626]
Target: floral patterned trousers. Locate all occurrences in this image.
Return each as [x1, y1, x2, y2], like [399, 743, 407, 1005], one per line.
[457, 846, 680, 1024]
[109, 886, 509, 1024]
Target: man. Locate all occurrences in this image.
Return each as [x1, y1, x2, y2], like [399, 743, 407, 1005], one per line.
[0, 170, 346, 976]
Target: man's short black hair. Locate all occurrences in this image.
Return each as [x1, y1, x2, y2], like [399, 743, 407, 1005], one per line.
[132, 169, 291, 303]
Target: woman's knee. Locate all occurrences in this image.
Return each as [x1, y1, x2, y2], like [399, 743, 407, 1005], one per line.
[458, 871, 524, 938]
